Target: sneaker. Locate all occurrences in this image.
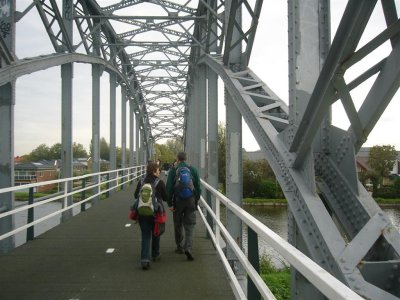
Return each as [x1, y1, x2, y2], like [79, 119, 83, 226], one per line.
[141, 262, 150, 270]
[152, 255, 161, 262]
[175, 247, 184, 254]
[184, 250, 194, 261]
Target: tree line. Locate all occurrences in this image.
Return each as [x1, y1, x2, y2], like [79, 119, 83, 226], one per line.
[19, 125, 399, 199]
[19, 138, 127, 166]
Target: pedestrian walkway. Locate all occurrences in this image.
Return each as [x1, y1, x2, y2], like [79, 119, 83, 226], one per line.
[0, 184, 235, 300]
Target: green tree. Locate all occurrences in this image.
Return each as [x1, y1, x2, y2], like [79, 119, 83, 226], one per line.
[28, 144, 50, 161]
[115, 147, 130, 167]
[48, 143, 61, 159]
[394, 177, 400, 197]
[155, 143, 176, 165]
[100, 137, 110, 160]
[243, 159, 278, 198]
[165, 138, 183, 156]
[28, 142, 88, 161]
[73, 142, 88, 158]
[89, 137, 110, 161]
[368, 145, 397, 190]
[116, 146, 122, 167]
[218, 122, 226, 193]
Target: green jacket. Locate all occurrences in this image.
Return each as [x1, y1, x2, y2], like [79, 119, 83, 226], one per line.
[166, 161, 201, 207]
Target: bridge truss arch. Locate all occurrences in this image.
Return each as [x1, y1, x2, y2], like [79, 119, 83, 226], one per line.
[0, 0, 399, 298]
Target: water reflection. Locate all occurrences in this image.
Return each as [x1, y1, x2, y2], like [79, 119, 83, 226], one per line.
[14, 202, 87, 248]
[12, 201, 400, 268]
[383, 207, 400, 228]
[242, 206, 288, 268]
[242, 205, 400, 269]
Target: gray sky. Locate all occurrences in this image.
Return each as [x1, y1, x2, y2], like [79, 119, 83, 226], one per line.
[14, 0, 400, 156]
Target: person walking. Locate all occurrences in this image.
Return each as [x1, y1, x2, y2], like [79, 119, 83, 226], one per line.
[134, 162, 168, 270]
[166, 151, 201, 261]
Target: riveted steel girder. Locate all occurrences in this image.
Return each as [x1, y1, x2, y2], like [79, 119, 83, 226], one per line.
[6, 0, 400, 298]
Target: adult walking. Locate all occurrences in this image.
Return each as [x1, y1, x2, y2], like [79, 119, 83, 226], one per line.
[166, 151, 201, 261]
[134, 162, 168, 270]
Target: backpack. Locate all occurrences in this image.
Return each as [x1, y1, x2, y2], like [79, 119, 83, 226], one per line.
[174, 166, 194, 200]
[137, 178, 160, 216]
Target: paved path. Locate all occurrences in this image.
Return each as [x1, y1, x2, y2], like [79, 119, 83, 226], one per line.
[0, 183, 235, 299]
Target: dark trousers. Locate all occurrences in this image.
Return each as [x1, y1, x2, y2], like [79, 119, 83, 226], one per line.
[173, 197, 196, 251]
[138, 216, 160, 263]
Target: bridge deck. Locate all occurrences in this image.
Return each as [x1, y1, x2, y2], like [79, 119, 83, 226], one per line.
[0, 184, 235, 300]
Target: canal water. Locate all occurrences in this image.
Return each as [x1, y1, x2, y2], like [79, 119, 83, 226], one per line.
[13, 201, 400, 268]
[13, 202, 88, 248]
[242, 205, 400, 268]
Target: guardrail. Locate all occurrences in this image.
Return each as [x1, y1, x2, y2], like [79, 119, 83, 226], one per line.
[199, 179, 364, 300]
[1, 167, 364, 299]
[0, 165, 146, 244]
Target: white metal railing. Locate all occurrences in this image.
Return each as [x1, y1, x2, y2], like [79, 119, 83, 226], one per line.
[1, 167, 364, 299]
[0, 165, 146, 243]
[199, 179, 364, 300]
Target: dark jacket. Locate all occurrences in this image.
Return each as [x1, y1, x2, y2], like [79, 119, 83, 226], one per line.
[134, 174, 168, 212]
[165, 161, 201, 207]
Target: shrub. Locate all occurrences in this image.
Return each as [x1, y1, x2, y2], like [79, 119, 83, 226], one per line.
[261, 270, 290, 300]
[256, 180, 278, 199]
[260, 254, 290, 300]
[375, 185, 397, 198]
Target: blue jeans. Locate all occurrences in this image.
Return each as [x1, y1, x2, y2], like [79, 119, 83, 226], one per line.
[138, 216, 160, 263]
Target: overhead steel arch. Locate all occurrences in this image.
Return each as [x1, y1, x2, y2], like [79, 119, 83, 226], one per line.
[0, 0, 399, 299]
[0, 53, 121, 87]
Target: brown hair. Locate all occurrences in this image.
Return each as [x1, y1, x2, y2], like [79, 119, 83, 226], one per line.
[146, 162, 159, 175]
[177, 151, 187, 161]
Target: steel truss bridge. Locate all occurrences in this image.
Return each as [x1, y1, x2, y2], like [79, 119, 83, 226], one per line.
[0, 0, 399, 299]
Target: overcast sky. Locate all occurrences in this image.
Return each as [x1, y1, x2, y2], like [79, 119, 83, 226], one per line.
[13, 0, 400, 156]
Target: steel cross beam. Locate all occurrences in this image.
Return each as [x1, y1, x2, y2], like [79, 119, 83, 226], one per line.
[6, 0, 399, 298]
[199, 0, 400, 298]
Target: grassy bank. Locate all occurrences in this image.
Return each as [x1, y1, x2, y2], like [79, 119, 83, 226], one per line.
[260, 254, 290, 300]
[243, 198, 287, 205]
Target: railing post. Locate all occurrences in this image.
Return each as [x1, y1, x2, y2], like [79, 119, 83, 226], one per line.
[215, 197, 220, 247]
[80, 178, 86, 212]
[116, 170, 119, 191]
[106, 174, 110, 198]
[26, 187, 34, 241]
[130, 168, 133, 185]
[61, 181, 69, 222]
[247, 228, 260, 300]
[206, 190, 213, 239]
[121, 169, 125, 190]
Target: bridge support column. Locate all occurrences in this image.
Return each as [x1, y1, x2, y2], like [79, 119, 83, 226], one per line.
[61, 62, 73, 221]
[0, 0, 16, 254]
[198, 64, 207, 176]
[129, 98, 134, 167]
[109, 73, 117, 194]
[91, 64, 101, 206]
[225, 92, 246, 291]
[224, 0, 246, 293]
[207, 67, 218, 233]
[186, 71, 196, 164]
[0, 82, 15, 254]
[121, 84, 127, 189]
[60, 0, 74, 222]
[186, 63, 205, 168]
[287, 0, 330, 298]
[135, 115, 141, 165]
